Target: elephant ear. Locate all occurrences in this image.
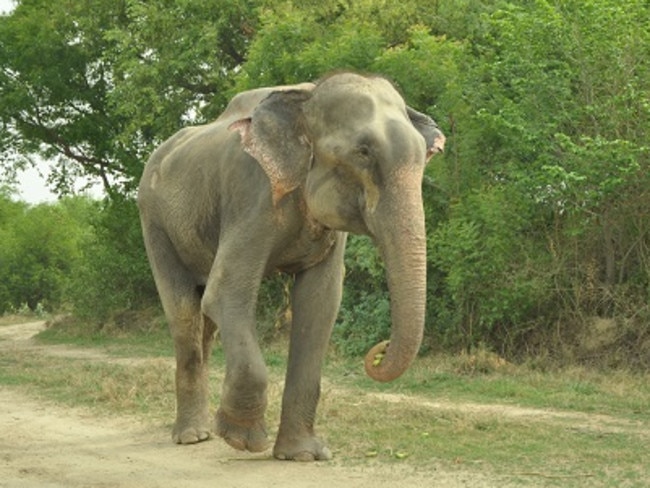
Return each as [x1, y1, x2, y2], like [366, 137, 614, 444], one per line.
[230, 90, 313, 206]
[406, 106, 446, 161]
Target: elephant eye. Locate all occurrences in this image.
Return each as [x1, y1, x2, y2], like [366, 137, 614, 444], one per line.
[357, 144, 371, 157]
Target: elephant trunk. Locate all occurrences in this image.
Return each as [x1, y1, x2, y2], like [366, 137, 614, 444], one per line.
[364, 171, 427, 382]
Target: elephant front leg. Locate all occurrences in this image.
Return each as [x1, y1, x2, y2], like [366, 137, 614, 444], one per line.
[214, 327, 271, 453]
[202, 243, 272, 453]
[274, 234, 346, 461]
[215, 356, 271, 453]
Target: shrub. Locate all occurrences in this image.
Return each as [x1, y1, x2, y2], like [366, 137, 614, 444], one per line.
[0, 195, 87, 314]
[66, 197, 158, 323]
[333, 235, 391, 356]
[429, 186, 554, 354]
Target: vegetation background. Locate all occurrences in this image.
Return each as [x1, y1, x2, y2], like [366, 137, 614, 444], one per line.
[1, 0, 649, 368]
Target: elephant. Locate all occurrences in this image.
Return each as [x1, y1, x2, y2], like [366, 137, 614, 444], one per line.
[137, 72, 445, 461]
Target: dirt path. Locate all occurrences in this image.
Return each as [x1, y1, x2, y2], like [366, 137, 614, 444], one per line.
[3, 321, 646, 487]
[1, 321, 506, 488]
[1, 389, 448, 488]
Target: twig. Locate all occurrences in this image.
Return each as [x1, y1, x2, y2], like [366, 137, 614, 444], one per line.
[510, 471, 595, 479]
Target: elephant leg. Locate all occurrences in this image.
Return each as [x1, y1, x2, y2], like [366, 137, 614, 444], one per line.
[171, 307, 217, 444]
[201, 239, 271, 453]
[274, 233, 347, 461]
[141, 226, 214, 444]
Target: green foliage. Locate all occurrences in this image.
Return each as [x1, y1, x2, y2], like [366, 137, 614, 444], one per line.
[422, 1, 650, 352]
[105, 0, 260, 156]
[333, 235, 390, 355]
[0, 0, 132, 195]
[429, 186, 553, 352]
[0, 0, 260, 194]
[0, 191, 157, 324]
[235, 5, 387, 89]
[0, 193, 88, 313]
[66, 197, 157, 321]
[2, 0, 650, 365]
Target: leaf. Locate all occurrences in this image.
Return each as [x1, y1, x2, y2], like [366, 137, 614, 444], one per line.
[372, 352, 386, 367]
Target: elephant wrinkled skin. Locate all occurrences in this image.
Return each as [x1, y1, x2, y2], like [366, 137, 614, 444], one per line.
[137, 73, 445, 461]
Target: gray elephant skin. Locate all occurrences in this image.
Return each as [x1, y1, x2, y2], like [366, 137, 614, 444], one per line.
[137, 72, 445, 461]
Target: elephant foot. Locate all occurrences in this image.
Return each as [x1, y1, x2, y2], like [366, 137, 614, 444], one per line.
[273, 433, 332, 462]
[172, 418, 212, 445]
[216, 408, 271, 453]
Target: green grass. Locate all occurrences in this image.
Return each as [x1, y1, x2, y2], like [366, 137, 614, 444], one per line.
[1, 317, 648, 487]
[326, 354, 650, 423]
[32, 314, 174, 359]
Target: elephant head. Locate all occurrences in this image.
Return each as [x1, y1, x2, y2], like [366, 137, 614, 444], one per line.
[231, 73, 445, 382]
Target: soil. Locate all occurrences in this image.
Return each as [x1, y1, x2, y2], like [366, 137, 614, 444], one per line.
[0, 321, 643, 488]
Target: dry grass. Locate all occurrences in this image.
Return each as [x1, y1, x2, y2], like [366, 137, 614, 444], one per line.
[0, 323, 648, 487]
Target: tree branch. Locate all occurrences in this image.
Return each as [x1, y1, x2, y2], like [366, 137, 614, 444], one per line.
[14, 110, 130, 197]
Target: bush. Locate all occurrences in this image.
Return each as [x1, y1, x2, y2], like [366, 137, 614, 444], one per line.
[333, 235, 391, 356]
[429, 186, 554, 354]
[66, 197, 158, 323]
[0, 195, 87, 314]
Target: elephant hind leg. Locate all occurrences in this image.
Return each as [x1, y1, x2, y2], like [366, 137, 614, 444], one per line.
[171, 306, 217, 444]
[141, 225, 215, 444]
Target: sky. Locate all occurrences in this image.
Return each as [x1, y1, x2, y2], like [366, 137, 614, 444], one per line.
[16, 166, 59, 204]
[2, 0, 105, 203]
[14, 165, 104, 204]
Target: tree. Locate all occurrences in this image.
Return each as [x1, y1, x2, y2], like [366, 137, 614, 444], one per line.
[0, 0, 260, 197]
[2, 0, 648, 364]
[427, 0, 650, 353]
[0, 193, 89, 313]
[65, 195, 158, 321]
[0, 0, 130, 196]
